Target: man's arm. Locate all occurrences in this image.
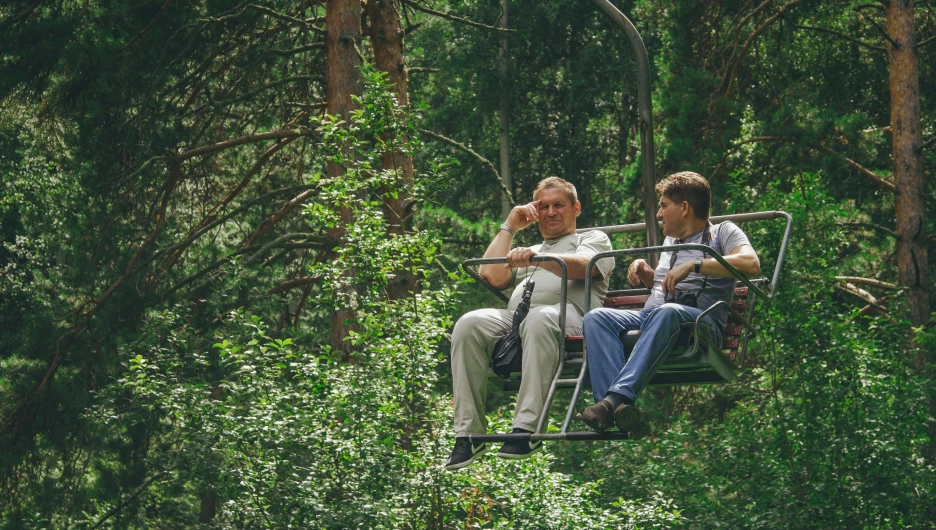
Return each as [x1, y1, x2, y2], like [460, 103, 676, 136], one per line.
[507, 252, 602, 281]
[661, 244, 760, 295]
[479, 201, 541, 289]
[628, 259, 655, 288]
[504, 230, 611, 281]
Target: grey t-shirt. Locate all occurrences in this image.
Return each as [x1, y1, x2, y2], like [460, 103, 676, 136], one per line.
[644, 221, 752, 329]
[506, 230, 615, 315]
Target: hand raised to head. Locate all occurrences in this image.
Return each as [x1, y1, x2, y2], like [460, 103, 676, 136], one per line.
[504, 200, 541, 232]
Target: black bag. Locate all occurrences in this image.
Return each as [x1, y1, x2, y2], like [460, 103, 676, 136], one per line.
[491, 280, 535, 379]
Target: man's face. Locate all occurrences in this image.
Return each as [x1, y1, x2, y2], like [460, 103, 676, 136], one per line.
[656, 195, 688, 238]
[534, 187, 580, 239]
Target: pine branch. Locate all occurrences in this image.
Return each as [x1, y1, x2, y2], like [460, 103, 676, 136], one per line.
[2, 0, 45, 26]
[403, 1, 515, 33]
[408, 67, 440, 74]
[269, 276, 316, 294]
[416, 127, 514, 204]
[89, 471, 171, 530]
[720, 135, 895, 191]
[248, 3, 326, 34]
[120, 0, 173, 52]
[722, 0, 805, 97]
[836, 220, 896, 237]
[147, 184, 319, 267]
[176, 129, 310, 160]
[267, 43, 326, 56]
[862, 14, 898, 47]
[241, 188, 320, 248]
[793, 24, 885, 51]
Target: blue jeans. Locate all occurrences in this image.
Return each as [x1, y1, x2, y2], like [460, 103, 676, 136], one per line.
[583, 303, 724, 403]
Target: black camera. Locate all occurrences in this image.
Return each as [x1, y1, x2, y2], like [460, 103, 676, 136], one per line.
[664, 290, 699, 308]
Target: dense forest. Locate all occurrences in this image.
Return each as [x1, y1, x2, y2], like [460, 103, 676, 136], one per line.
[1, 0, 934, 527]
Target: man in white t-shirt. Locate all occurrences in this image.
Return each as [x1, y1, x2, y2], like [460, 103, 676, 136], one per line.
[446, 177, 615, 470]
[578, 172, 761, 439]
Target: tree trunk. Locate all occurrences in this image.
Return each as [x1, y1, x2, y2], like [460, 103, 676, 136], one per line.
[885, 0, 929, 340]
[365, 0, 417, 300]
[326, 0, 363, 355]
[498, 0, 512, 218]
[886, 0, 933, 482]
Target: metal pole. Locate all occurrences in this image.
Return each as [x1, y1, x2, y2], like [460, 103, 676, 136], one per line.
[588, 0, 659, 264]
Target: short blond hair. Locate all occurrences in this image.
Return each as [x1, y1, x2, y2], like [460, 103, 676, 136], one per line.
[655, 171, 711, 220]
[533, 176, 578, 204]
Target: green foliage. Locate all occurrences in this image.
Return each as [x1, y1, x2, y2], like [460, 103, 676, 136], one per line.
[2, 0, 934, 528]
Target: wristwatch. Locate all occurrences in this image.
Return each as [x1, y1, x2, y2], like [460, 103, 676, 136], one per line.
[694, 259, 702, 274]
[499, 223, 516, 236]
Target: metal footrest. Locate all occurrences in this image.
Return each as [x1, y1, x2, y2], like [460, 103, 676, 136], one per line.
[469, 431, 630, 443]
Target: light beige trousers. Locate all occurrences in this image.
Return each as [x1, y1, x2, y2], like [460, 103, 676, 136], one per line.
[451, 303, 584, 436]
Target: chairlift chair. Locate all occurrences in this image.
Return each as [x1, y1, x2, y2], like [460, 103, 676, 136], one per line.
[461, 210, 793, 444]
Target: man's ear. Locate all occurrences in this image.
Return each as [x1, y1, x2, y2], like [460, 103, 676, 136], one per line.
[574, 200, 581, 217]
[680, 201, 691, 218]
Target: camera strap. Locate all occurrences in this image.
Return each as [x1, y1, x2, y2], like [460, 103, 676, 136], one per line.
[696, 223, 713, 295]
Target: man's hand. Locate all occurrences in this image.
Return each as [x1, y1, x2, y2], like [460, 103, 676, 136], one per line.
[504, 200, 541, 232]
[661, 261, 693, 295]
[504, 247, 538, 269]
[627, 259, 654, 288]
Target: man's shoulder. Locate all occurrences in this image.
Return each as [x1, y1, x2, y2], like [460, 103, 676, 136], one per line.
[575, 228, 611, 244]
[713, 220, 752, 251]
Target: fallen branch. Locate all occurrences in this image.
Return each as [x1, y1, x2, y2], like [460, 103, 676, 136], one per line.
[416, 127, 513, 204]
[835, 275, 898, 290]
[835, 284, 895, 322]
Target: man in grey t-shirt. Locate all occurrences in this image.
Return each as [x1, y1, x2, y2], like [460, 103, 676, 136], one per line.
[577, 172, 760, 439]
[446, 177, 614, 470]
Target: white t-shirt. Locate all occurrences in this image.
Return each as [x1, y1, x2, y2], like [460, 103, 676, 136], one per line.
[506, 230, 615, 315]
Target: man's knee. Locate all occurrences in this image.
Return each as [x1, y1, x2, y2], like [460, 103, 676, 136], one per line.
[452, 309, 497, 343]
[519, 305, 561, 337]
[641, 303, 682, 329]
[583, 308, 613, 329]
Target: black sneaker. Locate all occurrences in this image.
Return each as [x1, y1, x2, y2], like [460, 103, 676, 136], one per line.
[445, 437, 487, 471]
[496, 428, 543, 459]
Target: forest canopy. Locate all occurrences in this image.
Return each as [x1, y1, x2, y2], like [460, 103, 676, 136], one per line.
[1, 0, 934, 528]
